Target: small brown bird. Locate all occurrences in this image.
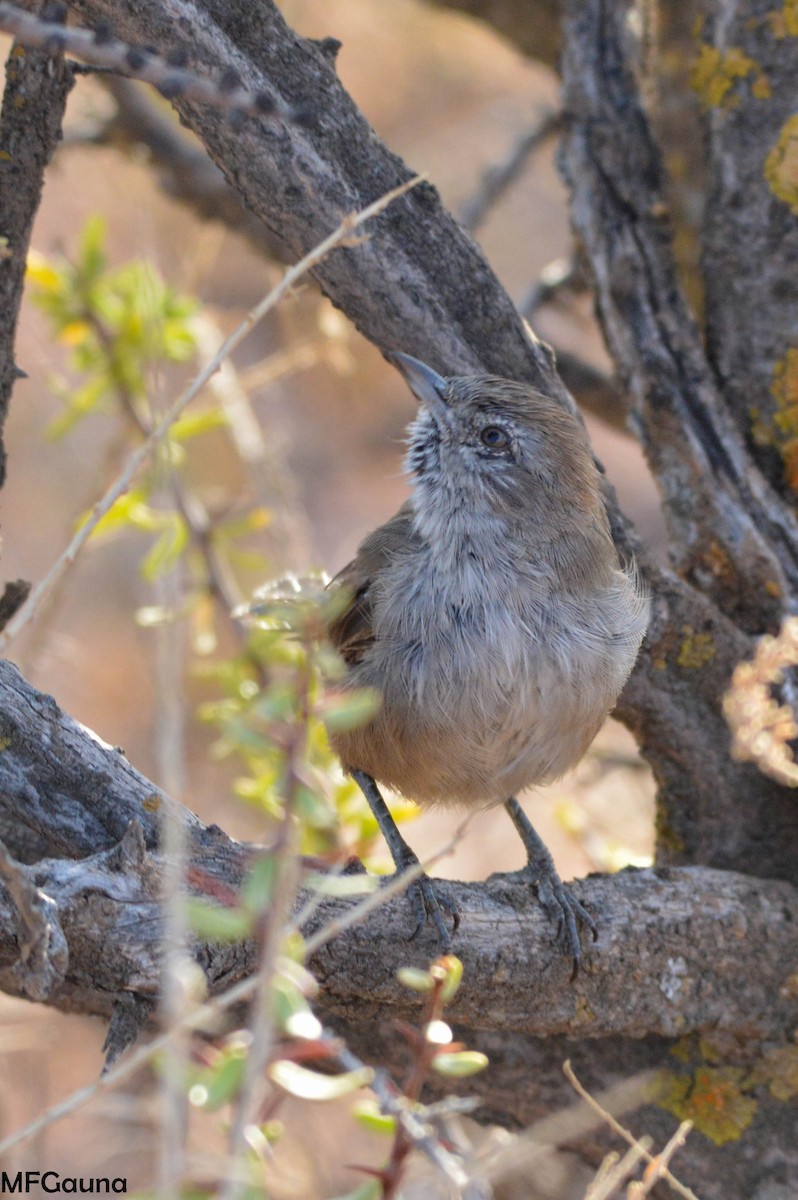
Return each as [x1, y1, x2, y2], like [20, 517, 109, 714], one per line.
[328, 354, 649, 970]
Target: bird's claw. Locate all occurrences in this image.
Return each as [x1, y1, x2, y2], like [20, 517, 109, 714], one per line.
[536, 871, 597, 980]
[490, 863, 597, 978]
[387, 871, 459, 954]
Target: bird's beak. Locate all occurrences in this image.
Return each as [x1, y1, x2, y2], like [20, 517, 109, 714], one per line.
[387, 352, 449, 414]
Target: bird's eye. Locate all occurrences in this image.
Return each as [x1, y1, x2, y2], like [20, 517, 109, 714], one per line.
[480, 425, 510, 449]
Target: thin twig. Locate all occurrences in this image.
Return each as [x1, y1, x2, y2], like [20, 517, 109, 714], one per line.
[563, 1061, 699, 1200]
[154, 530, 190, 1200]
[337, 1042, 471, 1192]
[585, 1140, 652, 1200]
[0, 3, 304, 125]
[632, 1121, 693, 1198]
[460, 109, 563, 232]
[519, 255, 582, 319]
[220, 637, 314, 1200]
[0, 174, 423, 656]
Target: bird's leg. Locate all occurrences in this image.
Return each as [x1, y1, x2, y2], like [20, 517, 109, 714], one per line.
[494, 797, 598, 978]
[350, 768, 459, 952]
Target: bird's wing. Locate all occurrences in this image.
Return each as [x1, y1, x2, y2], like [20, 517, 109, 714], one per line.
[328, 501, 418, 665]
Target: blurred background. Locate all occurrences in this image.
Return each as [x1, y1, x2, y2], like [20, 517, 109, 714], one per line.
[1, 1, 662, 1194]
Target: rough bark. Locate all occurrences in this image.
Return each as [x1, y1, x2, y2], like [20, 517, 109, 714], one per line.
[698, 0, 798, 500]
[0, 36, 74, 488]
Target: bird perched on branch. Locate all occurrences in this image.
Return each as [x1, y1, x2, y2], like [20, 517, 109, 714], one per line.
[328, 353, 649, 972]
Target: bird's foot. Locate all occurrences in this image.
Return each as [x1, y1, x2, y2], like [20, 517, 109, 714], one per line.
[489, 861, 597, 979]
[386, 850, 460, 954]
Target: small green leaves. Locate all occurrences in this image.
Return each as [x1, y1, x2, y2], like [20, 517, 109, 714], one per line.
[303, 871, 378, 897]
[352, 1098, 397, 1135]
[433, 955, 463, 1003]
[396, 967, 435, 993]
[188, 1038, 249, 1111]
[185, 898, 253, 942]
[319, 687, 382, 732]
[399, 955, 464, 1001]
[28, 218, 198, 438]
[269, 1060, 374, 1101]
[431, 1051, 489, 1078]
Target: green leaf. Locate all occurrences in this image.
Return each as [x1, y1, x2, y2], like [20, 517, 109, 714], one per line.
[186, 898, 253, 942]
[270, 976, 317, 1035]
[80, 487, 151, 539]
[352, 1098, 397, 1136]
[295, 782, 337, 832]
[437, 955, 463, 1003]
[431, 1050, 489, 1078]
[320, 687, 382, 732]
[198, 1048, 247, 1110]
[46, 376, 107, 438]
[396, 967, 434, 993]
[217, 506, 273, 540]
[170, 407, 228, 441]
[242, 854, 278, 912]
[78, 215, 107, 280]
[140, 513, 189, 581]
[304, 872, 379, 897]
[269, 1060, 373, 1101]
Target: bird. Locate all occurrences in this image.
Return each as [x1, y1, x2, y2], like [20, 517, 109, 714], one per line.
[327, 353, 649, 971]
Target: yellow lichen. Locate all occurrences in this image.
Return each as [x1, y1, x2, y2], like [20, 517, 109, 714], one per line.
[655, 1067, 757, 1145]
[654, 810, 685, 855]
[772, 348, 798, 433]
[750, 1044, 798, 1101]
[701, 540, 734, 586]
[573, 995, 596, 1026]
[677, 625, 716, 669]
[691, 44, 766, 108]
[769, 1, 798, 38]
[765, 115, 798, 213]
[749, 350, 798, 491]
[751, 74, 772, 99]
[773, 349, 798, 488]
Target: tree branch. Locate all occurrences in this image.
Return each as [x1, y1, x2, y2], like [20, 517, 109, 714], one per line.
[0, 33, 74, 488]
[698, 2, 798, 499]
[0, 659, 795, 1051]
[559, 0, 798, 632]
